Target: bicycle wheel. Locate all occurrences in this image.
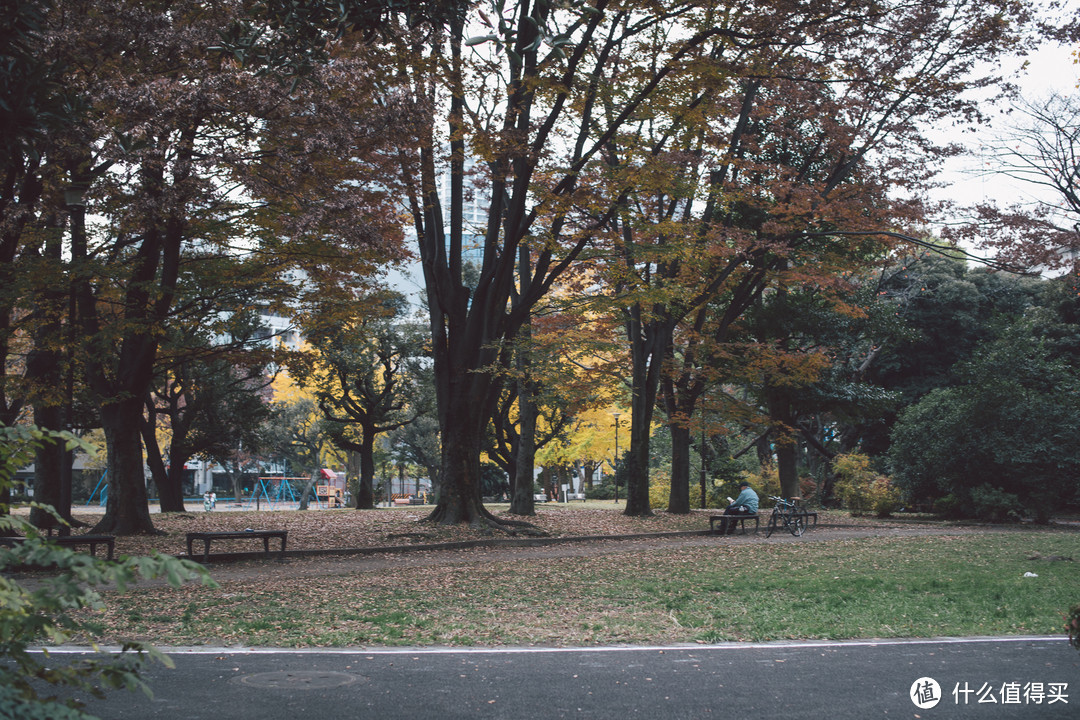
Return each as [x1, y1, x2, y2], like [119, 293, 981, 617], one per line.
[765, 510, 780, 538]
[789, 508, 808, 537]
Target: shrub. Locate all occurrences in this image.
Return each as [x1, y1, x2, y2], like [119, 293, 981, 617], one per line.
[969, 484, 1023, 522]
[1067, 604, 1080, 651]
[933, 493, 963, 518]
[648, 473, 669, 509]
[0, 424, 213, 719]
[833, 452, 901, 517]
[887, 320, 1080, 522]
[585, 483, 614, 500]
[799, 476, 819, 505]
[736, 465, 781, 500]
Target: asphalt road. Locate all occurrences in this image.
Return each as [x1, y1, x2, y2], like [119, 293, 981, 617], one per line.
[46, 636, 1077, 719]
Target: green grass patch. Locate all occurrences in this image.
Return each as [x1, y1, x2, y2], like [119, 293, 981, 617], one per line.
[80, 531, 1080, 647]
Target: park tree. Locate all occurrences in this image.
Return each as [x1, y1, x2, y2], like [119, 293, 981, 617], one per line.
[111, 0, 1038, 528]
[384, 0, 750, 530]
[58, 0, 297, 535]
[0, 0, 74, 429]
[586, 0, 1035, 512]
[888, 311, 1080, 521]
[261, 374, 343, 510]
[0, 0, 94, 528]
[949, 90, 1080, 273]
[142, 309, 277, 512]
[488, 307, 605, 514]
[392, 0, 954, 525]
[13, 0, 405, 535]
[835, 252, 1042, 457]
[292, 292, 428, 509]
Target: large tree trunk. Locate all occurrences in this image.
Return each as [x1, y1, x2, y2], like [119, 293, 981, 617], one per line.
[769, 395, 801, 499]
[623, 413, 654, 516]
[141, 411, 186, 512]
[27, 261, 70, 529]
[30, 404, 65, 532]
[297, 469, 318, 510]
[667, 424, 692, 514]
[426, 412, 486, 525]
[161, 463, 188, 512]
[509, 385, 537, 516]
[622, 303, 668, 517]
[776, 437, 800, 499]
[92, 399, 157, 535]
[356, 431, 376, 509]
[698, 433, 711, 510]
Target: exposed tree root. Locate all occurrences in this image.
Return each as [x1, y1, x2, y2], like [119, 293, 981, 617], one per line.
[421, 501, 549, 537]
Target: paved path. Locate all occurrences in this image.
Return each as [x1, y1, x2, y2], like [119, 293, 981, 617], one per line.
[53, 636, 1077, 719]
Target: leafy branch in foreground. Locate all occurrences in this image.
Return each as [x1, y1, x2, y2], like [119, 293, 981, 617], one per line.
[0, 424, 215, 720]
[1068, 603, 1080, 652]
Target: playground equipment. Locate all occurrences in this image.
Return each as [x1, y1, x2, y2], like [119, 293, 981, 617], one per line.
[244, 475, 306, 509]
[86, 471, 107, 506]
[314, 468, 345, 508]
[316, 485, 344, 507]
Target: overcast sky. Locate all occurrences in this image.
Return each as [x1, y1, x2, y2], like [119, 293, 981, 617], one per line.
[935, 23, 1077, 212]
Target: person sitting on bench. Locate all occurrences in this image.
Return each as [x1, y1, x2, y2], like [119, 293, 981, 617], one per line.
[718, 481, 758, 535]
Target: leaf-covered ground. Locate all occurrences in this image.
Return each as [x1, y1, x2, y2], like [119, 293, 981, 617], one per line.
[72, 530, 1080, 648]
[59, 502, 902, 558]
[21, 503, 1078, 648]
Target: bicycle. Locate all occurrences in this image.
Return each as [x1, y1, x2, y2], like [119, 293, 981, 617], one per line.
[764, 496, 808, 537]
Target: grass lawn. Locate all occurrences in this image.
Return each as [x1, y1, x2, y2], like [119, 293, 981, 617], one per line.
[75, 530, 1080, 648]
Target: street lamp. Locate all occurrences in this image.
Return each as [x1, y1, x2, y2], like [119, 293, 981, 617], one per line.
[612, 411, 621, 503]
[60, 183, 89, 530]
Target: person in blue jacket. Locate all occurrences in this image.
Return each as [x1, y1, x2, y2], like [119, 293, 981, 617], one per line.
[718, 481, 758, 535]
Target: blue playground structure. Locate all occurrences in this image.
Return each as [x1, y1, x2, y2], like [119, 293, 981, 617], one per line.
[244, 475, 308, 509]
[86, 470, 107, 506]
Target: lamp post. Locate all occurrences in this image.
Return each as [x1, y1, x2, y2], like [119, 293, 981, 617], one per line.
[60, 183, 88, 529]
[612, 411, 621, 503]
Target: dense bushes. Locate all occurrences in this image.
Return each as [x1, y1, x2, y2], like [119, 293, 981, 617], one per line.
[0, 425, 212, 719]
[888, 317, 1080, 522]
[832, 452, 901, 517]
[1068, 604, 1080, 651]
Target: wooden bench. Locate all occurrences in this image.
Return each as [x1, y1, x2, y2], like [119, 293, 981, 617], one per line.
[54, 534, 116, 560]
[186, 530, 287, 563]
[709, 514, 759, 535]
[0, 534, 116, 561]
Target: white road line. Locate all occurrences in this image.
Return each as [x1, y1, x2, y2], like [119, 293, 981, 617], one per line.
[36, 635, 1065, 655]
